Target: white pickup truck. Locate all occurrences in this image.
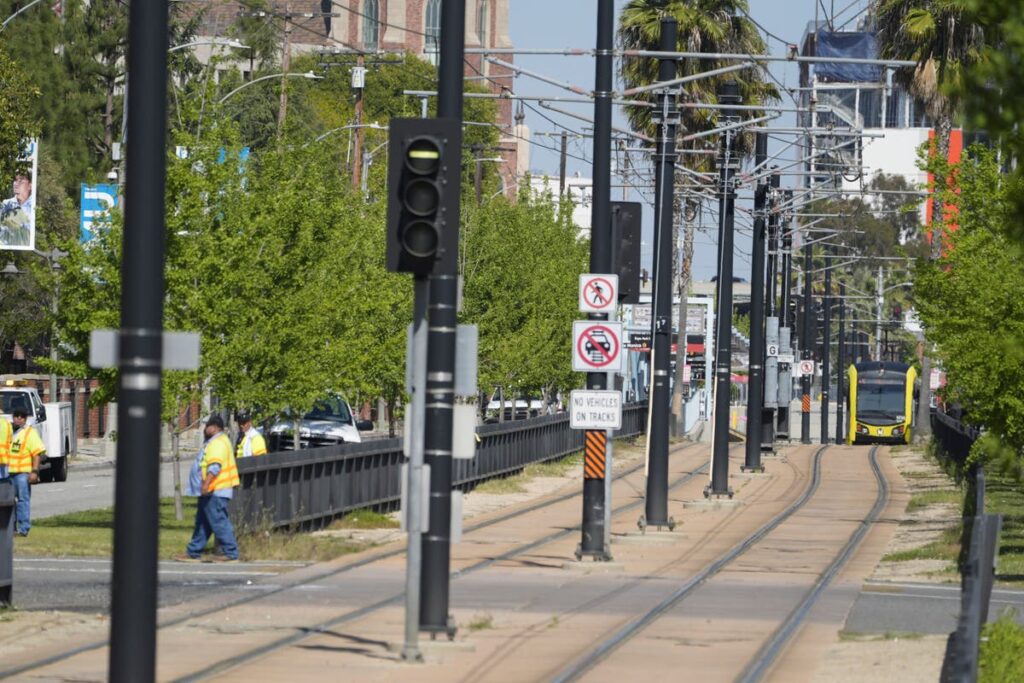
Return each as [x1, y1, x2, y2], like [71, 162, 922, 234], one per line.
[0, 379, 75, 482]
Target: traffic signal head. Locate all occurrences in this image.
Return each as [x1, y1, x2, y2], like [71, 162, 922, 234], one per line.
[386, 118, 462, 276]
[611, 201, 642, 304]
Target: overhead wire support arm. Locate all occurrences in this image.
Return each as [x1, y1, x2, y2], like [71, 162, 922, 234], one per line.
[485, 57, 591, 96]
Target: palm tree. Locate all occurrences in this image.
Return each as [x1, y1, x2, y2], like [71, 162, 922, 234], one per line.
[616, 0, 779, 435]
[872, 0, 987, 259]
[872, 0, 988, 440]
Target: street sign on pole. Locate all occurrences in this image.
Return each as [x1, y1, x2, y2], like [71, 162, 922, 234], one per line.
[573, 321, 623, 373]
[579, 274, 618, 313]
[569, 390, 622, 430]
[798, 359, 815, 377]
[766, 343, 779, 357]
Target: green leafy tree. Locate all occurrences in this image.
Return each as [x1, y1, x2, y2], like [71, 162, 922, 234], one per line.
[914, 145, 1024, 469]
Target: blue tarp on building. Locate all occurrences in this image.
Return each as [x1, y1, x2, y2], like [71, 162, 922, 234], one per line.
[816, 30, 881, 83]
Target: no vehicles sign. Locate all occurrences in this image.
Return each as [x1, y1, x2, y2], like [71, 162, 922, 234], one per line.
[579, 274, 618, 313]
[570, 390, 622, 430]
[573, 321, 623, 373]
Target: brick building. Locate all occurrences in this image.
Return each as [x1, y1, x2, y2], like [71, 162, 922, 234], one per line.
[196, 0, 522, 189]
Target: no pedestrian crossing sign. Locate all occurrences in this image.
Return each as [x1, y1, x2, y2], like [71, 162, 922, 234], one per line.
[569, 390, 622, 430]
[573, 321, 623, 373]
[579, 274, 618, 313]
[798, 359, 815, 377]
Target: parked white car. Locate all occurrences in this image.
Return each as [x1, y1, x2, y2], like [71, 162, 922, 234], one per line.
[267, 395, 373, 449]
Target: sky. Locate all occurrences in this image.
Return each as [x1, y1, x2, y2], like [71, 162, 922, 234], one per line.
[506, 0, 875, 280]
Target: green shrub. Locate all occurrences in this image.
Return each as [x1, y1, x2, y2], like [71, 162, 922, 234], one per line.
[980, 610, 1024, 683]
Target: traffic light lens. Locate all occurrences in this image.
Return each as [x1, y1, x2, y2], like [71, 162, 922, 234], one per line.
[406, 138, 441, 175]
[401, 220, 439, 258]
[403, 178, 440, 216]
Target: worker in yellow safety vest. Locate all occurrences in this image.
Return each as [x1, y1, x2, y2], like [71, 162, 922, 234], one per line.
[234, 412, 267, 458]
[0, 413, 12, 481]
[9, 408, 45, 536]
[177, 414, 240, 562]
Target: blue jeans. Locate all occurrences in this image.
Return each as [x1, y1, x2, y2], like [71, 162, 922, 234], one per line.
[12, 473, 30, 535]
[186, 496, 238, 560]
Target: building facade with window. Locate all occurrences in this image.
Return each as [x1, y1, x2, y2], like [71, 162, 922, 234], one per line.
[195, 1, 520, 190]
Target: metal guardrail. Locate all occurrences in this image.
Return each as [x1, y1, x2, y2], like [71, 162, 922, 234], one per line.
[0, 480, 12, 606]
[932, 410, 1001, 683]
[233, 402, 647, 531]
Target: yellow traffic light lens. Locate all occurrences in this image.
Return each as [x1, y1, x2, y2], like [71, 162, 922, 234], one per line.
[401, 220, 439, 258]
[405, 138, 442, 175]
[403, 178, 440, 216]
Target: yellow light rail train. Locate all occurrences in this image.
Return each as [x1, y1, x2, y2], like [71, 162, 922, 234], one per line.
[847, 361, 918, 445]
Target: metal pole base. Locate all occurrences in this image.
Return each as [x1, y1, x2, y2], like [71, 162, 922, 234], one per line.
[703, 484, 734, 499]
[400, 646, 424, 663]
[637, 514, 676, 533]
[575, 544, 614, 562]
[423, 617, 458, 641]
[740, 465, 766, 473]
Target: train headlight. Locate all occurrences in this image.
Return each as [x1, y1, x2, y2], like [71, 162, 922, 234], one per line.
[893, 425, 905, 436]
[856, 424, 869, 434]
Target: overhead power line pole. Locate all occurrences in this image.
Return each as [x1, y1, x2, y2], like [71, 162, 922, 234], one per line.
[836, 282, 846, 444]
[108, 0, 168, 678]
[743, 133, 768, 473]
[707, 81, 740, 498]
[642, 15, 678, 531]
[419, 0, 465, 638]
[277, 3, 292, 136]
[578, 0, 614, 560]
[821, 245, 832, 444]
[801, 243, 813, 444]
[777, 191, 794, 440]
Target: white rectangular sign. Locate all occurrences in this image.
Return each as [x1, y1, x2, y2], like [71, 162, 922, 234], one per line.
[798, 359, 816, 377]
[579, 273, 618, 313]
[573, 320, 624, 373]
[569, 390, 622, 430]
[777, 353, 795, 365]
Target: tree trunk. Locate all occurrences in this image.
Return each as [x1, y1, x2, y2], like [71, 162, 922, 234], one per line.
[671, 206, 696, 437]
[498, 386, 505, 423]
[170, 418, 184, 521]
[388, 397, 397, 438]
[292, 417, 301, 451]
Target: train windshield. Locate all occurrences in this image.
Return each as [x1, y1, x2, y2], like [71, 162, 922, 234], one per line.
[856, 375, 905, 418]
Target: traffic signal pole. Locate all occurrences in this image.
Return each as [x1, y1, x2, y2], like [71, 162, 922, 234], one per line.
[708, 82, 740, 498]
[419, 0, 464, 636]
[108, 0, 168, 679]
[801, 244, 813, 444]
[579, 0, 614, 560]
[642, 16, 678, 531]
[742, 133, 768, 473]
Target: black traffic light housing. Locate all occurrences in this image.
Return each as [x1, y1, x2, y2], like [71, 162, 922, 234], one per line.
[386, 117, 462, 276]
[610, 201, 641, 304]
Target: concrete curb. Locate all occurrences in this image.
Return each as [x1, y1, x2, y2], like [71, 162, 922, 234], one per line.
[69, 454, 180, 473]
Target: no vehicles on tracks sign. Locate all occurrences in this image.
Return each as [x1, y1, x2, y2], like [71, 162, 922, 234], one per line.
[570, 390, 622, 430]
[573, 321, 623, 373]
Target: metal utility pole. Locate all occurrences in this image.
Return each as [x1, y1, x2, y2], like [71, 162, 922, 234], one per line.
[352, 55, 365, 190]
[559, 130, 568, 197]
[708, 81, 740, 497]
[762, 172, 781, 451]
[419, 0, 465, 637]
[801, 243, 812, 444]
[473, 144, 484, 205]
[743, 133, 768, 473]
[875, 265, 884, 361]
[820, 246, 832, 444]
[579, 0, 614, 558]
[642, 15, 678, 530]
[836, 282, 846, 444]
[777, 191, 794, 440]
[277, 3, 292, 136]
[108, 0, 167, 678]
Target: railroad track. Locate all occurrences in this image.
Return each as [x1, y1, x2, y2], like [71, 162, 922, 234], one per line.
[551, 444, 888, 683]
[1, 440, 710, 680]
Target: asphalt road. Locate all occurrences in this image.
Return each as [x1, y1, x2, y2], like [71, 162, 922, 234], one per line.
[847, 581, 1024, 634]
[31, 461, 185, 519]
[12, 557, 305, 613]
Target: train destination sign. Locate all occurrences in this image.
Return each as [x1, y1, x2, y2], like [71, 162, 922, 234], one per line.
[569, 390, 622, 430]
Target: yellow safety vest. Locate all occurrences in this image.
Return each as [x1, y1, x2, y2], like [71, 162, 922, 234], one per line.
[9, 424, 45, 474]
[236, 429, 267, 458]
[0, 417, 11, 467]
[202, 432, 239, 492]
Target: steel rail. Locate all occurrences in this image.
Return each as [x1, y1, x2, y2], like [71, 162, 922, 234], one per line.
[175, 447, 717, 682]
[737, 445, 888, 682]
[1, 442, 710, 681]
[551, 444, 831, 683]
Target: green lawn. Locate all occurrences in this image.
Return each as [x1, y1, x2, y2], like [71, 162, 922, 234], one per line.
[16, 497, 369, 562]
[984, 472, 1024, 582]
